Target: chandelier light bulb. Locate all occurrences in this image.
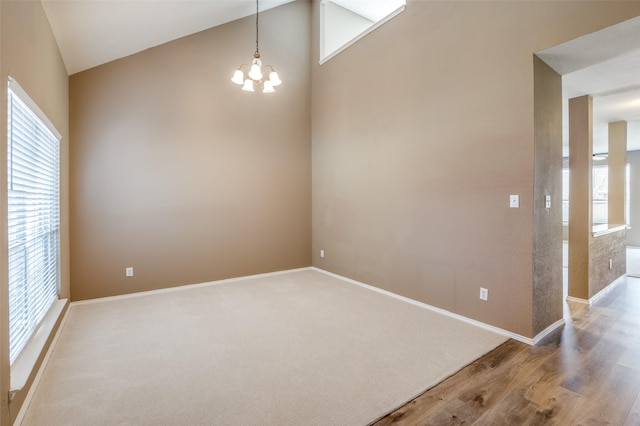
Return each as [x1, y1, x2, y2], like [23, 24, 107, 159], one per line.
[241, 79, 255, 92]
[263, 80, 275, 93]
[249, 58, 263, 81]
[231, 69, 245, 85]
[268, 71, 281, 86]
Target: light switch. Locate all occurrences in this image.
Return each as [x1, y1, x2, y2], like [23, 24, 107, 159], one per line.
[545, 195, 551, 209]
[510, 195, 519, 208]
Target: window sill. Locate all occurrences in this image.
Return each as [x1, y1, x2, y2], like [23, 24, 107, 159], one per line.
[10, 299, 67, 399]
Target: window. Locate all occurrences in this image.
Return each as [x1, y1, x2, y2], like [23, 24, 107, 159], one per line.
[562, 163, 630, 226]
[562, 169, 569, 224]
[7, 77, 61, 365]
[592, 165, 608, 224]
[320, 0, 406, 63]
[626, 163, 631, 227]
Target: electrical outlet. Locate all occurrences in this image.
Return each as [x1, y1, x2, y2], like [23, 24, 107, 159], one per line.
[479, 287, 488, 301]
[320, 250, 325, 258]
[125, 267, 134, 277]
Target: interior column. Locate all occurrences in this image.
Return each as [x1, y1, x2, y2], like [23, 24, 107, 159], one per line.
[608, 121, 627, 226]
[568, 95, 592, 300]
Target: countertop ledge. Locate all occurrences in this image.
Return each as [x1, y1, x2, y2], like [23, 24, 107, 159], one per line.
[592, 224, 627, 237]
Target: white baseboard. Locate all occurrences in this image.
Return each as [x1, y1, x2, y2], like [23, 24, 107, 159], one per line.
[589, 274, 626, 304]
[81, 265, 557, 346]
[566, 273, 627, 306]
[71, 267, 314, 306]
[311, 267, 543, 346]
[70, 266, 564, 346]
[533, 318, 565, 345]
[20, 262, 571, 426]
[566, 295, 589, 305]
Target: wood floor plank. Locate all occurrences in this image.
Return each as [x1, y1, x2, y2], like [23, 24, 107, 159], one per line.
[528, 387, 582, 426]
[471, 392, 540, 426]
[453, 342, 558, 415]
[568, 364, 640, 425]
[409, 398, 480, 426]
[374, 276, 640, 425]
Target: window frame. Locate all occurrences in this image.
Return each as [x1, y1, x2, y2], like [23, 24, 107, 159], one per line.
[319, 0, 406, 64]
[6, 76, 63, 388]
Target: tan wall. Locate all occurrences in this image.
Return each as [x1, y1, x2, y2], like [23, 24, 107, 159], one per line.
[69, 1, 311, 301]
[608, 122, 627, 225]
[568, 95, 593, 300]
[311, 0, 640, 337]
[0, 0, 69, 422]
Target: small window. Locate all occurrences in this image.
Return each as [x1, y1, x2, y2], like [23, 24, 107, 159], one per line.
[7, 77, 61, 364]
[320, 0, 406, 64]
[563, 164, 630, 226]
[562, 168, 569, 224]
[592, 165, 608, 225]
[626, 163, 631, 227]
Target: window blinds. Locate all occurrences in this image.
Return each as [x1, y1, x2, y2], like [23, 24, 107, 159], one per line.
[7, 78, 61, 364]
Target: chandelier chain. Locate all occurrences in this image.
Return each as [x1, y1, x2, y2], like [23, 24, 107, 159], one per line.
[255, 0, 260, 56]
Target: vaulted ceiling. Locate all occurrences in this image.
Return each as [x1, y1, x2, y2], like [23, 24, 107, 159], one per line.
[41, 0, 295, 75]
[41, 1, 640, 153]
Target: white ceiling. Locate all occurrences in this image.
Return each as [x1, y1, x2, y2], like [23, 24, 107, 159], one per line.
[41, 0, 294, 75]
[537, 16, 640, 155]
[41, 2, 640, 155]
[330, 0, 405, 22]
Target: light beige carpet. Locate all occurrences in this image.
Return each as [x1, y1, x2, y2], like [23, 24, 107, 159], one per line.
[21, 269, 507, 426]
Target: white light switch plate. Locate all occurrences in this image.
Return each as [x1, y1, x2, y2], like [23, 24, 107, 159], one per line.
[510, 195, 519, 208]
[545, 195, 551, 209]
[480, 287, 488, 301]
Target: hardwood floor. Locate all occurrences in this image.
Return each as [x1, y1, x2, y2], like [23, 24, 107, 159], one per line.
[374, 276, 640, 425]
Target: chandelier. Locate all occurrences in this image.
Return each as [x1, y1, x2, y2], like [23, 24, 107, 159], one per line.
[231, 0, 282, 93]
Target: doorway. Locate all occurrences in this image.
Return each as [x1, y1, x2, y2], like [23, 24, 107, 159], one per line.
[536, 15, 640, 313]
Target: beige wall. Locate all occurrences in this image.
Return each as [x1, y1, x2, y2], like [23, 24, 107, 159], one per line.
[311, 1, 640, 338]
[608, 121, 627, 225]
[568, 95, 593, 300]
[0, 0, 69, 422]
[69, 1, 311, 301]
[2, 8, 640, 424]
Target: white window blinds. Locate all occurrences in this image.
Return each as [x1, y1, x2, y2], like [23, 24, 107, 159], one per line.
[7, 78, 61, 365]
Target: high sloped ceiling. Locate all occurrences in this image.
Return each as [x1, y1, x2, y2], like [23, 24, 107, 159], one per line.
[41, 1, 640, 153]
[41, 0, 294, 75]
